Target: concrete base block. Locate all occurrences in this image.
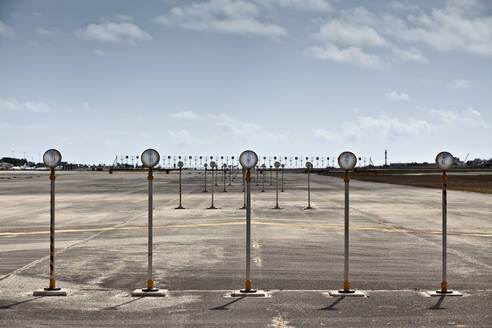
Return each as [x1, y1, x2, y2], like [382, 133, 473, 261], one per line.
[33, 288, 68, 296]
[231, 289, 267, 297]
[131, 289, 167, 297]
[427, 290, 462, 297]
[329, 290, 367, 297]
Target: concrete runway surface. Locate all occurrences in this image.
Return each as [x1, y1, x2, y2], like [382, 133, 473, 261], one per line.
[0, 170, 491, 327]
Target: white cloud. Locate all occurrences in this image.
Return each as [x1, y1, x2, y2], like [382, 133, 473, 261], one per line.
[430, 107, 487, 128]
[388, 3, 492, 56]
[168, 129, 209, 146]
[0, 98, 51, 113]
[35, 27, 58, 37]
[171, 110, 199, 120]
[115, 14, 133, 21]
[315, 114, 434, 141]
[0, 19, 14, 38]
[209, 113, 287, 141]
[314, 19, 389, 47]
[153, 0, 287, 38]
[308, 43, 383, 69]
[392, 47, 427, 63]
[255, 0, 331, 12]
[75, 20, 152, 44]
[92, 49, 107, 56]
[385, 91, 410, 101]
[448, 79, 471, 89]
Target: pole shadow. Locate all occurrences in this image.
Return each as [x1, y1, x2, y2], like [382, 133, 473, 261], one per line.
[0, 297, 41, 309]
[318, 297, 344, 311]
[103, 297, 143, 311]
[209, 296, 245, 310]
[429, 295, 446, 310]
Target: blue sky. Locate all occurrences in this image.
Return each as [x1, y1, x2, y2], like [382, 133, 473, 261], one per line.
[1, 0, 491, 165]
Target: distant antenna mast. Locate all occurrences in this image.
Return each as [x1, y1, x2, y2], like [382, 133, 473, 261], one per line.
[384, 150, 388, 166]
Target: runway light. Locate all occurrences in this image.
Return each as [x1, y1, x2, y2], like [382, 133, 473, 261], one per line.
[208, 161, 217, 209]
[430, 151, 461, 296]
[141, 149, 160, 168]
[338, 152, 357, 170]
[329, 151, 365, 297]
[239, 150, 258, 169]
[43, 149, 62, 168]
[233, 150, 265, 297]
[33, 149, 67, 296]
[132, 148, 166, 297]
[305, 161, 313, 209]
[176, 161, 184, 209]
[436, 152, 454, 171]
[274, 161, 281, 209]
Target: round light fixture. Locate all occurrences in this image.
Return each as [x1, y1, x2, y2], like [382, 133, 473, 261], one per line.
[141, 149, 160, 168]
[274, 161, 281, 168]
[305, 161, 313, 169]
[436, 151, 454, 170]
[177, 161, 184, 168]
[239, 150, 258, 169]
[338, 151, 357, 170]
[210, 161, 217, 168]
[43, 149, 62, 168]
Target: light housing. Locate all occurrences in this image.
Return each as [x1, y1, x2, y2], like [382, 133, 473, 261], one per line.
[436, 151, 454, 170]
[239, 150, 258, 169]
[141, 149, 160, 168]
[338, 151, 357, 170]
[43, 149, 62, 168]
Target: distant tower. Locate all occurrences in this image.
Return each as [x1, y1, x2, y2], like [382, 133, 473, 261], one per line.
[384, 150, 388, 166]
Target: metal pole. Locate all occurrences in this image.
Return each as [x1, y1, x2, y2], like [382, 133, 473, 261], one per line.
[274, 168, 279, 209]
[343, 171, 350, 292]
[48, 169, 58, 290]
[269, 168, 272, 185]
[441, 171, 448, 292]
[241, 169, 246, 209]
[147, 168, 155, 290]
[262, 169, 265, 192]
[223, 167, 226, 192]
[245, 169, 252, 291]
[229, 166, 232, 186]
[204, 167, 207, 192]
[256, 168, 259, 186]
[211, 168, 214, 207]
[176, 168, 184, 209]
[306, 168, 311, 209]
[281, 167, 284, 192]
[215, 166, 218, 186]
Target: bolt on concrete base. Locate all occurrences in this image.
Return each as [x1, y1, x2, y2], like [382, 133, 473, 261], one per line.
[33, 288, 68, 296]
[231, 289, 267, 297]
[426, 290, 462, 297]
[131, 289, 167, 297]
[329, 290, 367, 297]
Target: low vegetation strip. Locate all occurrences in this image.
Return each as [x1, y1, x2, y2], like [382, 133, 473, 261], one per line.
[321, 171, 492, 194]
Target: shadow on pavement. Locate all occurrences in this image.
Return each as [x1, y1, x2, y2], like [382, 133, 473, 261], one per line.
[210, 296, 245, 310]
[318, 297, 345, 311]
[0, 297, 41, 309]
[103, 297, 143, 310]
[429, 295, 446, 310]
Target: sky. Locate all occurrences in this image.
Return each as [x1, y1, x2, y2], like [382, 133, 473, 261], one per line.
[0, 0, 491, 165]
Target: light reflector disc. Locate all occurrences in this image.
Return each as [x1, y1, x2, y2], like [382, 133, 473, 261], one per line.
[338, 151, 357, 170]
[239, 150, 258, 169]
[43, 149, 62, 168]
[436, 151, 453, 170]
[141, 149, 160, 168]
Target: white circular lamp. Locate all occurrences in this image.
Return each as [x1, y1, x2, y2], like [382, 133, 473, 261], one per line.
[43, 149, 62, 168]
